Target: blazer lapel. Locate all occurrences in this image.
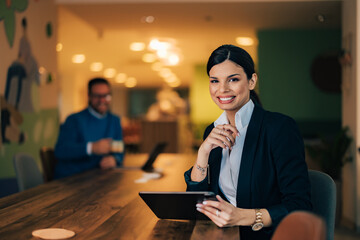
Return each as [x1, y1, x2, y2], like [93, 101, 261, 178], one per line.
[236, 105, 265, 207]
[209, 147, 222, 188]
[205, 124, 223, 194]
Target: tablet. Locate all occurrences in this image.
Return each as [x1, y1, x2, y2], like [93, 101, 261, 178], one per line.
[139, 191, 216, 220]
[120, 142, 167, 172]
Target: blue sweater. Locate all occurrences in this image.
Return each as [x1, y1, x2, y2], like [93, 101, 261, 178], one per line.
[54, 108, 124, 178]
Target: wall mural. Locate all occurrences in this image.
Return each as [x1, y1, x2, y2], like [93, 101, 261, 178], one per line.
[0, 1, 29, 146]
[2, 17, 40, 144]
[0, 0, 28, 48]
[0, 0, 56, 152]
[0, 0, 59, 193]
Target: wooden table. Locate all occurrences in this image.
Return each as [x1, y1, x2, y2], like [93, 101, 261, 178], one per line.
[0, 154, 240, 239]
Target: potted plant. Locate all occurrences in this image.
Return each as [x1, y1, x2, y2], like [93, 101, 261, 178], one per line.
[306, 126, 352, 180]
[305, 126, 352, 226]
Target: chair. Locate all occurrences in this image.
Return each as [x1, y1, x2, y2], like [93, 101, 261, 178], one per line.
[308, 169, 336, 240]
[39, 147, 57, 182]
[13, 153, 44, 191]
[272, 211, 326, 240]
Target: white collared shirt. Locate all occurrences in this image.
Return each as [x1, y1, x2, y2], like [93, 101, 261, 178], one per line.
[88, 106, 108, 119]
[214, 100, 254, 206]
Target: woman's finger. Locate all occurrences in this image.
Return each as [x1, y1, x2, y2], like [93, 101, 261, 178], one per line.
[196, 205, 227, 227]
[217, 124, 239, 136]
[216, 195, 225, 202]
[214, 126, 237, 145]
[210, 131, 234, 149]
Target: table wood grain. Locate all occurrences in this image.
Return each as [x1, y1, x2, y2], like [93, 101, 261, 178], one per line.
[0, 154, 241, 240]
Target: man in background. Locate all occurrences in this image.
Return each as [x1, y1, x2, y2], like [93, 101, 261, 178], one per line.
[54, 77, 124, 178]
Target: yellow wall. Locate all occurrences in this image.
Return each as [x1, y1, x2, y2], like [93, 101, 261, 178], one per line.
[190, 64, 222, 126]
[58, 6, 99, 122]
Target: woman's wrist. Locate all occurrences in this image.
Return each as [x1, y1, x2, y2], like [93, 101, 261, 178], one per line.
[234, 208, 264, 227]
[246, 208, 271, 228]
[241, 208, 259, 226]
[197, 144, 210, 162]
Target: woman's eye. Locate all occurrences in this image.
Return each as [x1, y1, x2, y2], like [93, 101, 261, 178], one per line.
[229, 78, 239, 82]
[210, 80, 218, 83]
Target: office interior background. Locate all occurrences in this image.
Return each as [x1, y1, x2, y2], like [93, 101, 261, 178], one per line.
[0, 0, 359, 234]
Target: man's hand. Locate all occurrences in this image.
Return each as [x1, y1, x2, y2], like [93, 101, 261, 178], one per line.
[92, 138, 112, 155]
[100, 155, 117, 170]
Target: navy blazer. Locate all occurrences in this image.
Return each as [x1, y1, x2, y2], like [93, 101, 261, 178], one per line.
[185, 104, 312, 236]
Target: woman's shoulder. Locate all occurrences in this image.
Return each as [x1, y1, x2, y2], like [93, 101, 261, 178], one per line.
[258, 107, 297, 130]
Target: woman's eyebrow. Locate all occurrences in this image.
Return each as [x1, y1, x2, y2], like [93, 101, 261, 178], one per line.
[227, 73, 240, 78]
[209, 73, 240, 79]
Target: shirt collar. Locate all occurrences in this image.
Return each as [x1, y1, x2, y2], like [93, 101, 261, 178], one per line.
[235, 99, 254, 130]
[214, 99, 254, 131]
[88, 106, 108, 119]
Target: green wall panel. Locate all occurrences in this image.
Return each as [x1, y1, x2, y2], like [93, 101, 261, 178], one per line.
[257, 29, 341, 136]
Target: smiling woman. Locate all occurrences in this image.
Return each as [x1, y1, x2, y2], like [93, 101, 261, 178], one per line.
[184, 44, 312, 239]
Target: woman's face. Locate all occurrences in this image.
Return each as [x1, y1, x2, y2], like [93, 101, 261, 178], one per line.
[209, 60, 256, 114]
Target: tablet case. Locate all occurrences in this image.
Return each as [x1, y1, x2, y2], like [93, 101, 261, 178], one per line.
[120, 142, 167, 171]
[139, 191, 216, 220]
[141, 142, 167, 171]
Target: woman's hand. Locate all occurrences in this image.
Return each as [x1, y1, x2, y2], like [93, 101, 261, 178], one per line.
[200, 124, 239, 154]
[196, 195, 255, 227]
[191, 124, 239, 182]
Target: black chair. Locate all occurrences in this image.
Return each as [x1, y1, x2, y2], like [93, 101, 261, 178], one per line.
[308, 170, 336, 240]
[39, 147, 57, 182]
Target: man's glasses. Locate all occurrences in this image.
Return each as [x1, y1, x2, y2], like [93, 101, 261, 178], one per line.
[90, 93, 112, 101]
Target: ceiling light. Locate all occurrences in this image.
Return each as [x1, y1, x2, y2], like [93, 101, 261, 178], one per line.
[148, 39, 161, 51]
[104, 68, 116, 78]
[56, 43, 63, 52]
[156, 49, 168, 58]
[142, 53, 157, 63]
[130, 42, 145, 51]
[167, 54, 180, 66]
[125, 77, 137, 88]
[141, 16, 155, 23]
[90, 62, 103, 72]
[236, 37, 254, 46]
[164, 75, 178, 83]
[168, 80, 181, 88]
[115, 73, 127, 83]
[148, 39, 171, 51]
[151, 62, 163, 71]
[72, 54, 85, 64]
[148, 38, 182, 66]
[159, 68, 172, 78]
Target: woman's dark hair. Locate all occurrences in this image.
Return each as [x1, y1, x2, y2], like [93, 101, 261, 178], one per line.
[206, 44, 261, 106]
[88, 77, 110, 95]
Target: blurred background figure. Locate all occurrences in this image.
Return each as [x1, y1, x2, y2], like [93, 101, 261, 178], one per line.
[54, 78, 124, 179]
[146, 86, 188, 121]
